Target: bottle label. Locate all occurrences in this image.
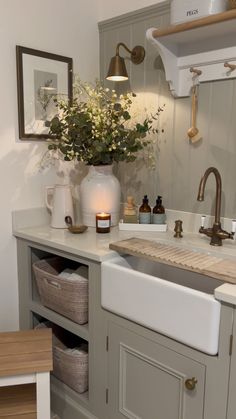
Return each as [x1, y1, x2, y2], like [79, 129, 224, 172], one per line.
[153, 213, 166, 225]
[97, 220, 110, 228]
[139, 212, 151, 224]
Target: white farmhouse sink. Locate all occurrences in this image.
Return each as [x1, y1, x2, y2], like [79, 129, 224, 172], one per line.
[101, 255, 222, 355]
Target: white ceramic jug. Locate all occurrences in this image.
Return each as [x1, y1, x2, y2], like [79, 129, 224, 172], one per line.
[45, 184, 75, 228]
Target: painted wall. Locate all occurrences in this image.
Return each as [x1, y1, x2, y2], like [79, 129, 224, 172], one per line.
[98, 0, 167, 21]
[99, 4, 236, 220]
[0, 0, 99, 331]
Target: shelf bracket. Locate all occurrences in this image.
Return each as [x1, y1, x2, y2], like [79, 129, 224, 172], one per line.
[146, 20, 236, 98]
[146, 27, 180, 97]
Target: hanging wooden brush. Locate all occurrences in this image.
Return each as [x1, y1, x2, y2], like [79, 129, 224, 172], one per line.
[187, 85, 202, 143]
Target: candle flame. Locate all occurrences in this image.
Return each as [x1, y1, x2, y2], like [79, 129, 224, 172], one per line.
[97, 212, 110, 218]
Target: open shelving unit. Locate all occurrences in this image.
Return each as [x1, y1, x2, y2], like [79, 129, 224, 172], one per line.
[146, 9, 236, 97]
[27, 244, 91, 417]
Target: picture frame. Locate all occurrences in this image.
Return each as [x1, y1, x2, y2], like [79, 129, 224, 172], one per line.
[16, 45, 73, 140]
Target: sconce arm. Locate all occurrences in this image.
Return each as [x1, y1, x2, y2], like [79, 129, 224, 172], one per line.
[116, 42, 132, 56]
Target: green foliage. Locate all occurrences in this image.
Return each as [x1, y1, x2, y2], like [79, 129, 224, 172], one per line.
[48, 79, 164, 166]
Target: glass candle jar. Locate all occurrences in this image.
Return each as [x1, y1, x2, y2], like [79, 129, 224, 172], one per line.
[96, 213, 111, 233]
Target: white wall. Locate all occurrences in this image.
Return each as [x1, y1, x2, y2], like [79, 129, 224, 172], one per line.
[0, 0, 99, 331]
[98, 0, 167, 21]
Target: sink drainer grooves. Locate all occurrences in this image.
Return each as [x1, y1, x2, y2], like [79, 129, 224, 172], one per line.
[109, 238, 236, 284]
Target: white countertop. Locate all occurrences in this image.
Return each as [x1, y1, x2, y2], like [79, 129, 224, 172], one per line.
[14, 223, 117, 262]
[13, 223, 236, 261]
[12, 208, 236, 305]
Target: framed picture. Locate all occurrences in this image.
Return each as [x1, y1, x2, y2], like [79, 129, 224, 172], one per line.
[16, 45, 73, 140]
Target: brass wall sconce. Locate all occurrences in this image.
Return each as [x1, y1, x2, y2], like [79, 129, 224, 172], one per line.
[106, 42, 145, 81]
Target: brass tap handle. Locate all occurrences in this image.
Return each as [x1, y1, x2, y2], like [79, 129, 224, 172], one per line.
[174, 220, 183, 238]
[232, 220, 236, 235]
[201, 215, 206, 228]
[185, 377, 198, 391]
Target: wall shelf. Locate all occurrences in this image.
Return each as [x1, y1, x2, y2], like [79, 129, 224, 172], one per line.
[30, 300, 89, 341]
[146, 9, 236, 97]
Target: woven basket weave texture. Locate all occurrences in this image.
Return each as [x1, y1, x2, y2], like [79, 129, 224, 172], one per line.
[53, 344, 88, 393]
[33, 257, 88, 324]
[36, 322, 88, 394]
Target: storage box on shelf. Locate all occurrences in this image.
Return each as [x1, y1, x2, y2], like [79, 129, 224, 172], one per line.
[53, 343, 88, 394]
[33, 257, 88, 325]
[36, 322, 88, 395]
[170, 0, 227, 25]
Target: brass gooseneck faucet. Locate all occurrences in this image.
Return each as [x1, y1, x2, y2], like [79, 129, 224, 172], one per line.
[197, 167, 234, 246]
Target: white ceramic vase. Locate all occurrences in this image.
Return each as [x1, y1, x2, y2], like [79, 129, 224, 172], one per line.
[80, 165, 121, 227]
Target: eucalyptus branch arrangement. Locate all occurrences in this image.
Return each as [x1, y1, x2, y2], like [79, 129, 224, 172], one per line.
[47, 79, 164, 166]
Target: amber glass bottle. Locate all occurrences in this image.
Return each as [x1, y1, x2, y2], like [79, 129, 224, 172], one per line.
[139, 195, 151, 224]
[153, 196, 166, 224]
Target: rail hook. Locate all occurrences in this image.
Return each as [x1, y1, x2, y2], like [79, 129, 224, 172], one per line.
[190, 67, 202, 77]
[224, 62, 236, 71]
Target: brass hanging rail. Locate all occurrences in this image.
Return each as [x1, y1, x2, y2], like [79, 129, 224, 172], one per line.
[152, 9, 236, 38]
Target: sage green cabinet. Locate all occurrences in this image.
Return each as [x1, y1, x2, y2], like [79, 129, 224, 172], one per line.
[15, 237, 235, 419]
[226, 308, 236, 419]
[107, 320, 205, 419]
[105, 300, 234, 419]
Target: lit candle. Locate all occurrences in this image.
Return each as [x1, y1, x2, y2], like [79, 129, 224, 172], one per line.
[96, 212, 111, 233]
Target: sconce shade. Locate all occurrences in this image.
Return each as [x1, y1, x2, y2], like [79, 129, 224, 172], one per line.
[106, 43, 145, 82]
[106, 55, 128, 81]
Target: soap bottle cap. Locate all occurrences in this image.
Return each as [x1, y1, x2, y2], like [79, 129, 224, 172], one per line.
[143, 195, 149, 204]
[156, 195, 162, 205]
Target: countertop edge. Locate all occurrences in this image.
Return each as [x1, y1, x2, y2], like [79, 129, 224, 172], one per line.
[13, 228, 117, 263]
[12, 220, 236, 307]
[215, 283, 236, 305]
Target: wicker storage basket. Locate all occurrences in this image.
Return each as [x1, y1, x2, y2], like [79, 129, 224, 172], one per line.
[36, 322, 88, 394]
[33, 257, 88, 324]
[53, 343, 88, 394]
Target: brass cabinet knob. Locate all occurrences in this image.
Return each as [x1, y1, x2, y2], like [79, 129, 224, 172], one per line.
[185, 377, 198, 391]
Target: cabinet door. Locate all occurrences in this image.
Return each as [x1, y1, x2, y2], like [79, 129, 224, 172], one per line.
[227, 309, 236, 419]
[108, 321, 205, 419]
